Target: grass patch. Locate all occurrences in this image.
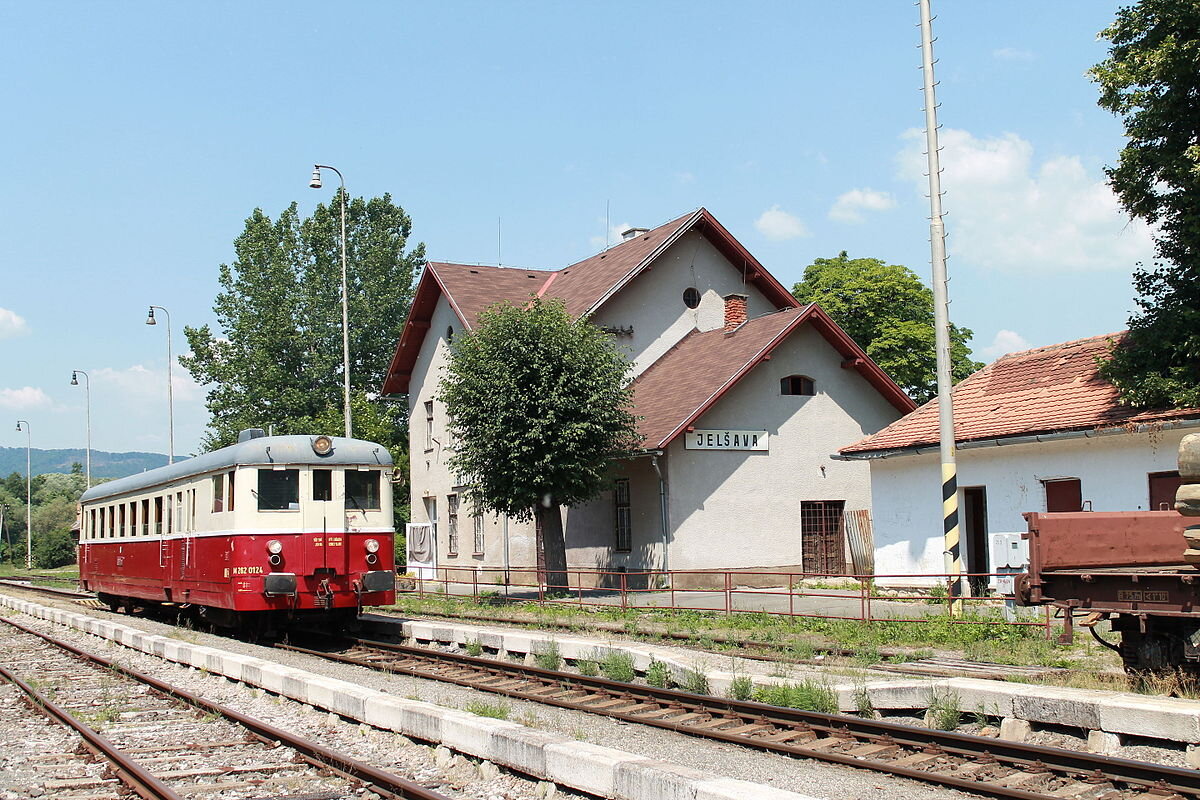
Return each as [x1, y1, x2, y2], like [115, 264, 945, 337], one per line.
[645, 659, 671, 688]
[753, 680, 838, 714]
[465, 700, 511, 719]
[927, 690, 961, 730]
[727, 675, 754, 701]
[575, 657, 599, 676]
[679, 667, 710, 695]
[464, 639, 483, 657]
[532, 641, 561, 671]
[599, 651, 636, 683]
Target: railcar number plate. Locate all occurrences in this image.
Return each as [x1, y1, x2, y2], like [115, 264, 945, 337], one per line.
[1117, 590, 1170, 602]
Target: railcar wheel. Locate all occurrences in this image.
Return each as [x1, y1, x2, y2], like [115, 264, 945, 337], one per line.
[97, 593, 121, 614]
[1121, 631, 1184, 674]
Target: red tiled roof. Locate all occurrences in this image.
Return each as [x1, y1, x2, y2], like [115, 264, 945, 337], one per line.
[431, 262, 551, 330]
[840, 332, 1200, 455]
[632, 306, 915, 449]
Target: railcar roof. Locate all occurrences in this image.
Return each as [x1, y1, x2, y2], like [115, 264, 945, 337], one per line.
[80, 435, 394, 503]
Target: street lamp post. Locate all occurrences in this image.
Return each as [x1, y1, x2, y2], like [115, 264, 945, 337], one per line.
[145, 306, 174, 464]
[15, 420, 31, 570]
[309, 164, 353, 438]
[70, 370, 92, 488]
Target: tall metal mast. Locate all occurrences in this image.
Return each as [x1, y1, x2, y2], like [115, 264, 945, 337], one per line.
[918, 0, 964, 613]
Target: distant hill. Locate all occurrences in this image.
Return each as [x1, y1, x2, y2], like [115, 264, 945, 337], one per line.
[0, 447, 169, 479]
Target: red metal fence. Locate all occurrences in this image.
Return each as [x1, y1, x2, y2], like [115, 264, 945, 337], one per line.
[405, 565, 1051, 631]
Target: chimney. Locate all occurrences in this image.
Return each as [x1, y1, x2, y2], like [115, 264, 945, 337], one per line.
[621, 227, 649, 241]
[723, 293, 748, 331]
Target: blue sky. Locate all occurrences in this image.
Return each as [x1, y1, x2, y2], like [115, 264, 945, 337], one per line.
[1, 1, 1152, 455]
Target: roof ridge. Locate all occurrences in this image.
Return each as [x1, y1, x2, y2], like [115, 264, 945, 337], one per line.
[429, 260, 553, 273]
[994, 330, 1125, 361]
[559, 209, 699, 273]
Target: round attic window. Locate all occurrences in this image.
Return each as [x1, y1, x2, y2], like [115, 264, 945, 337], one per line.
[683, 287, 701, 309]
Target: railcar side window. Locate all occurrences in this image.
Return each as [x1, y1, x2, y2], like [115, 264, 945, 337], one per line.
[227, 471, 236, 511]
[154, 497, 163, 535]
[313, 469, 332, 501]
[258, 469, 300, 510]
[213, 474, 225, 512]
[346, 469, 381, 511]
[141, 499, 149, 535]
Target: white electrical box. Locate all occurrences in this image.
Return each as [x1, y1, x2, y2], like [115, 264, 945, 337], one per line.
[987, 532, 1029, 595]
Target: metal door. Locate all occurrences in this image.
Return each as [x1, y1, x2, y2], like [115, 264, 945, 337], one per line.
[304, 468, 345, 571]
[801, 500, 847, 575]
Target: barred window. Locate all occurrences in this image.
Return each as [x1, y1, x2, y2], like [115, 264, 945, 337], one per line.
[781, 375, 815, 396]
[473, 513, 484, 554]
[447, 494, 459, 555]
[614, 479, 631, 552]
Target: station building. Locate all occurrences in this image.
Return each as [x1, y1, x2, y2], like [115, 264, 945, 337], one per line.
[839, 333, 1200, 586]
[383, 209, 915, 585]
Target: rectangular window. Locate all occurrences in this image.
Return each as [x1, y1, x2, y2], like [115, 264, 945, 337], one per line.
[98, 507, 106, 539]
[473, 512, 484, 554]
[89, 509, 96, 541]
[154, 497, 163, 535]
[118, 504, 126, 537]
[346, 469, 380, 510]
[258, 469, 300, 510]
[165, 495, 173, 534]
[447, 494, 459, 555]
[227, 470, 236, 511]
[425, 400, 435, 450]
[109, 505, 116, 537]
[614, 479, 632, 552]
[1149, 471, 1183, 512]
[189, 489, 196, 530]
[141, 499, 149, 535]
[313, 469, 333, 501]
[1044, 478, 1082, 512]
[213, 473, 225, 512]
[177, 492, 185, 533]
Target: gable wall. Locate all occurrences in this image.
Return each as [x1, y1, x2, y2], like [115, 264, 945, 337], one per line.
[589, 230, 778, 377]
[868, 427, 1193, 581]
[662, 324, 902, 571]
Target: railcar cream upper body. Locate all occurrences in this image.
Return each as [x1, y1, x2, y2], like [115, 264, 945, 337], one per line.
[78, 434, 395, 544]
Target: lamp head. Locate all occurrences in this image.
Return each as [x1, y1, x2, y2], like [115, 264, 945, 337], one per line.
[309, 167, 322, 189]
[146, 307, 156, 326]
[15, 422, 21, 432]
[70, 371, 78, 386]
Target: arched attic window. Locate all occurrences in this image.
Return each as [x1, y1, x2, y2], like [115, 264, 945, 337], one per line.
[781, 375, 815, 396]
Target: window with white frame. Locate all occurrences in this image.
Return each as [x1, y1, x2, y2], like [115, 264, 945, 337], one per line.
[424, 400, 434, 450]
[614, 479, 631, 552]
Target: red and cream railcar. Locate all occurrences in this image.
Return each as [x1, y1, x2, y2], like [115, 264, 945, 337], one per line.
[78, 431, 396, 630]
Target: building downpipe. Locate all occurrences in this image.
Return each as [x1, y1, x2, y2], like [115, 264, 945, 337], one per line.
[650, 453, 669, 574]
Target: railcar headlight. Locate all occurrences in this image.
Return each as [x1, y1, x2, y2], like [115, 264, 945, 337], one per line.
[267, 539, 283, 555]
[365, 538, 380, 554]
[312, 435, 334, 456]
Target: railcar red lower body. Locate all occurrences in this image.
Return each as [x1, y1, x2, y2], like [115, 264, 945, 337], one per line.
[78, 530, 395, 630]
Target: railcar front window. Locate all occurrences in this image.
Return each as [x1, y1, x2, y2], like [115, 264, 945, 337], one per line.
[346, 470, 381, 511]
[258, 469, 299, 510]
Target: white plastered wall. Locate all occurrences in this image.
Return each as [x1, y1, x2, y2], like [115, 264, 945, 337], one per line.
[868, 427, 1192, 581]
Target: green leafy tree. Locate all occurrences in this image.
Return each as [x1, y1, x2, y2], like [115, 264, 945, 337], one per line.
[1091, 1, 1200, 408]
[439, 297, 641, 589]
[791, 252, 982, 404]
[31, 496, 78, 568]
[182, 192, 425, 450]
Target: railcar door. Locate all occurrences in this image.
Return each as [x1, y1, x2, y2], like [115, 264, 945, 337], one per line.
[304, 468, 346, 572]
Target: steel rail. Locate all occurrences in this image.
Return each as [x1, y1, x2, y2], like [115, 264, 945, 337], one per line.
[0, 578, 92, 599]
[0, 617, 450, 800]
[286, 636, 1200, 800]
[0, 661, 184, 800]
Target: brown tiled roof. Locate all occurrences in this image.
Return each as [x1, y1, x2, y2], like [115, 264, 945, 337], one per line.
[632, 306, 915, 449]
[430, 262, 551, 330]
[551, 212, 696, 316]
[840, 332, 1200, 455]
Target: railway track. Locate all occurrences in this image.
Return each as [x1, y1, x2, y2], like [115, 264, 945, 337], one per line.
[281, 636, 1200, 800]
[0, 616, 449, 800]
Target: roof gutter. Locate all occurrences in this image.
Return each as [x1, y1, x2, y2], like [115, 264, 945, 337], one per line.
[833, 415, 1200, 461]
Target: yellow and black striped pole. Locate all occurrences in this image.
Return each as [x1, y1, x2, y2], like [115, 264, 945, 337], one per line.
[920, 0, 964, 615]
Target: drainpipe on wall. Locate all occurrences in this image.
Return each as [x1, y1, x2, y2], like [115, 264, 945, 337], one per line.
[502, 514, 510, 599]
[650, 454, 669, 574]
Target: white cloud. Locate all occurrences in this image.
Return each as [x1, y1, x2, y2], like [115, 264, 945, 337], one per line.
[754, 205, 810, 241]
[675, 171, 696, 184]
[93, 364, 204, 404]
[897, 128, 1156, 272]
[589, 221, 634, 251]
[980, 329, 1032, 362]
[829, 188, 896, 223]
[0, 386, 51, 410]
[993, 47, 1035, 62]
[0, 308, 29, 339]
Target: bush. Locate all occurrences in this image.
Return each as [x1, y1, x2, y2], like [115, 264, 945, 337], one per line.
[645, 659, 672, 688]
[34, 530, 76, 569]
[728, 675, 754, 701]
[533, 641, 561, 671]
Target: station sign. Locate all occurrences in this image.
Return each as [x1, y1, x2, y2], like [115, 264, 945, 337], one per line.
[684, 429, 769, 451]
